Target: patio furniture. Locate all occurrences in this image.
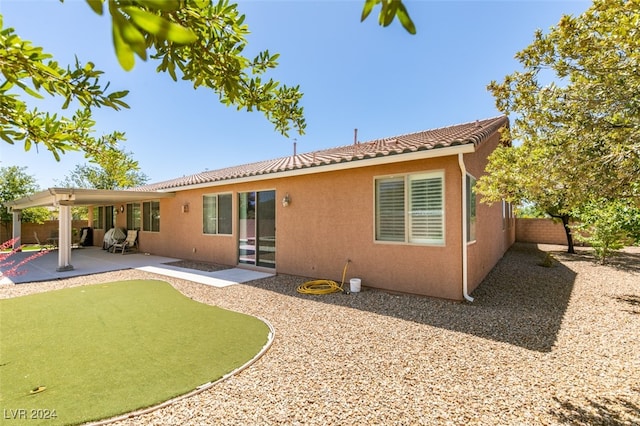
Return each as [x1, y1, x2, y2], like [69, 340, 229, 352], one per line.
[33, 231, 44, 250]
[33, 231, 54, 250]
[110, 230, 138, 254]
[103, 227, 126, 251]
[46, 230, 59, 248]
[73, 228, 89, 249]
[79, 227, 93, 247]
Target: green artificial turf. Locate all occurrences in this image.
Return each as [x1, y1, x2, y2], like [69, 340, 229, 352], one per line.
[0, 280, 270, 425]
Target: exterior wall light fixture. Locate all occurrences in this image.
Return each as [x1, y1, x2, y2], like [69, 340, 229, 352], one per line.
[282, 193, 291, 207]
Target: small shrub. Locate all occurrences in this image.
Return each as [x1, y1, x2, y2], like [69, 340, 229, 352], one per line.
[538, 252, 555, 267]
[572, 199, 637, 264]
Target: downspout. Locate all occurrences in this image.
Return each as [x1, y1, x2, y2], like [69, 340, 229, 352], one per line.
[458, 153, 474, 302]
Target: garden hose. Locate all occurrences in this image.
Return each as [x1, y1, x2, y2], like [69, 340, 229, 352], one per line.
[297, 260, 350, 295]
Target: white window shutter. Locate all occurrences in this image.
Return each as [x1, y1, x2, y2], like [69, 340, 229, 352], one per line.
[376, 178, 405, 241]
[409, 174, 443, 244]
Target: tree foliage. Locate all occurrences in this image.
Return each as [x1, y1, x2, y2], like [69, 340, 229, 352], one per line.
[0, 0, 307, 166]
[1, 0, 420, 166]
[57, 154, 149, 191]
[477, 0, 640, 252]
[0, 0, 423, 166]
[84, 0, 306, 137]
[572, 198, 640, 263]
[479, 0, 639, 207]
[0, 16, 129, 161]
[0, 166, 50, 230]
[361, 0, 416, 34]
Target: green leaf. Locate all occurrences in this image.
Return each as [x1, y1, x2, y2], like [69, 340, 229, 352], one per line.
[167, 60, 177, 81]
[109, 90, 129, 99]
[138, 0, 182, 12]
[380, 1, 398, 27]
[361, 0, 378, 22]
[61, 95, 71, 110]
[85, 0, 104, 15]
[112, 16, 135, 71]
[0, 80, 15, 92]
[33, 60, 62, 78]
[0, 132, 15, 144]
[121, 6, 197, 45]
[119, 17, 148, 60]
[191, 0, 209, 8]
[396, 3, 416, 35]
[15, 81, 44, 99]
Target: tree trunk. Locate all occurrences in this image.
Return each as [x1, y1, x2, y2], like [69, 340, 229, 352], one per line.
[560, 215, 576, 254]
[549, 213, 576, 254]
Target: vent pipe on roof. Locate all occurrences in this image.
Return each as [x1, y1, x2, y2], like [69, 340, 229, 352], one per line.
[354, 128, 358, 145]
[293, 139, 297, 156]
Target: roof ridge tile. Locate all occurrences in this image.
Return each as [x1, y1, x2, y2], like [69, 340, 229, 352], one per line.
[134, 116, 507, 192]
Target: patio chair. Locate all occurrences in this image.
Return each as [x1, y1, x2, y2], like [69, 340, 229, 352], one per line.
[111, 230, 138, 254]
[74, 228, 88, 249]
[33, 231, 52, 251]
[33, 231, 44, 250]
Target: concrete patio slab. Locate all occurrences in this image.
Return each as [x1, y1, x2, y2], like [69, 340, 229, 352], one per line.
[0, 247, 273, 287]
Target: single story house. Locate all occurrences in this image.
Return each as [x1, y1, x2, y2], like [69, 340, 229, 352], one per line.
[5, 116, 515, 301]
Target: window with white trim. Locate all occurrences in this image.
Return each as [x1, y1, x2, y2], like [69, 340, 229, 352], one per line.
[466, 174, 477, 242]
[142, 201, 160, 232]
[375, 171, 445, 245]
[203, 193, 232, 235]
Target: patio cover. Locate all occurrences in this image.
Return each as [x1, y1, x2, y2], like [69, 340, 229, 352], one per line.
[3, 188, 175, 272]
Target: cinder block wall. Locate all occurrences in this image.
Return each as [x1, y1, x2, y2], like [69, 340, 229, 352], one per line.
[1, 220, 89, 245]
[515, 218, 568, 245]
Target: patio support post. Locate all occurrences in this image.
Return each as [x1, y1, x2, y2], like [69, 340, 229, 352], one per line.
[56, 204, 74, 272]
[11, 209, 21, 250]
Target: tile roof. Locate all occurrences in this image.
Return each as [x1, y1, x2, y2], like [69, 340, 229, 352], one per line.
[136, 115, 508, 192]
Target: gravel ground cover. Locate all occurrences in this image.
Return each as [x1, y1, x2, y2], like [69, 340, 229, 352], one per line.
[1, 243, 638, 425]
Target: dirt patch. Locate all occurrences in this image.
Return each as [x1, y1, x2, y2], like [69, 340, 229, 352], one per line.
[163, 260, 233, 272]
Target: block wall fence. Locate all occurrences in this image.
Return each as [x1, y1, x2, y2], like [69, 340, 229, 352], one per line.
[1, 220, 89, 245]
[514, 218, 568, 245]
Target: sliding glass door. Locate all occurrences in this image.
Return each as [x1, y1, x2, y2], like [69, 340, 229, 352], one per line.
[238, 190, 276, 268]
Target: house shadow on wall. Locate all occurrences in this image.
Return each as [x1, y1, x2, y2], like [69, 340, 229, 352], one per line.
[245, 243, 577, 353]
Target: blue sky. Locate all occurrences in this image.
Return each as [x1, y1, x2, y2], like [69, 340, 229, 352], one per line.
[0, 0, 590, 188]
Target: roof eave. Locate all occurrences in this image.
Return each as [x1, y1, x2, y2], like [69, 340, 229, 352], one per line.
[4, 188, 175, 211]
[168, 143, 477, 192]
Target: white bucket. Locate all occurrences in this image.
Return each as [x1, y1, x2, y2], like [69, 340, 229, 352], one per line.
[350, 278, 361, 293]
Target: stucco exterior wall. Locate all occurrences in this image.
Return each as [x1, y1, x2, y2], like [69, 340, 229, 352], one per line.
[463, 131, 516, 293]
[85, 139, 514, 300]
[276, 157, 465, 299]
[120, 157, 466, 299]
[111, 150, 512, 300]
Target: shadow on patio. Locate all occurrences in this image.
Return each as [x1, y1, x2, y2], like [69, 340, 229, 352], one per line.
[241, 243, 578, 353]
